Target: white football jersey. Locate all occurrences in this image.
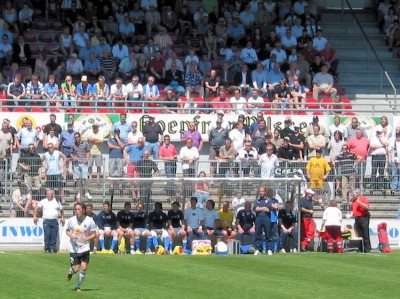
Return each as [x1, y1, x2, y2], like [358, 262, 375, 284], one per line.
[66, 216, 97, 253]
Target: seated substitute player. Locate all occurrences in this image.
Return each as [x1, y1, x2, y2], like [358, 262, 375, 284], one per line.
[97, 201, 118, 254]
[278, 201, 298, 253]
[236, 201, 256, 247]
[66, 203, 97, 292]
[184, 197, 205, 251]
[132, 202, 152, 254]
[218, 200, 237, 243]
[147, 202, 170, 254]
[203, 199, 222, 240]
[116, 202, 135, 254]
[167, 201, 188, 252]
[85, 203, 99, 252]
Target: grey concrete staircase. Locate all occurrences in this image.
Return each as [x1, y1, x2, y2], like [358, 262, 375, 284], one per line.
[319, 9, 400, 115]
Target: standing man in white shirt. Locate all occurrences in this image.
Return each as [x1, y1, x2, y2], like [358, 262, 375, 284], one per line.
[33, 189, 64, 253]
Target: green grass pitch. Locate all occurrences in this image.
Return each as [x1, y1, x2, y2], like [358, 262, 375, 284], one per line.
[1, 251, 398, 299]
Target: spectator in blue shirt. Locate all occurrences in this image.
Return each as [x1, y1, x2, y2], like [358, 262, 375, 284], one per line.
[111, 113, 131, 140]
[43, 74, 60, 108]
[83, 52, 102, 78]
[17, 119, 39, 150]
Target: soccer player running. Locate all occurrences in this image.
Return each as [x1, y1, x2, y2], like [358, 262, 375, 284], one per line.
[66, 203, 97, 292]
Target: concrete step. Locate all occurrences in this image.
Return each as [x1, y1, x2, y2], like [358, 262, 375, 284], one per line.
[338, 62, 399, 72]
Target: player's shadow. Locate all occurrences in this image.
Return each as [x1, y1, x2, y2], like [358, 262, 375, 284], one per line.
[71, 288, 100, 292]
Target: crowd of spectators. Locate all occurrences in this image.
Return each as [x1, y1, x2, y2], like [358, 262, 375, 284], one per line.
[0, 0, 342, 112]
[3, 111, 399, 221]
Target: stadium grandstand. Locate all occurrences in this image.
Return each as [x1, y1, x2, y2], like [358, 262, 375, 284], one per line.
[0, 0, 400, 253]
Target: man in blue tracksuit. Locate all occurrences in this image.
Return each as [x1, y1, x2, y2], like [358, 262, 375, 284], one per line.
[253, 186, 278, 255]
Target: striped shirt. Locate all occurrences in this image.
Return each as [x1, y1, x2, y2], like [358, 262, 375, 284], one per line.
[100, 57, 116, 72]
[71, 140, 90, 163]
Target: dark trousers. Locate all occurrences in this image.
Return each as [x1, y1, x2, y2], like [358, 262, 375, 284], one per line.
[43, 218, 59, 251]
[355, 216, 371, 252]
[255, 218, 272, 251]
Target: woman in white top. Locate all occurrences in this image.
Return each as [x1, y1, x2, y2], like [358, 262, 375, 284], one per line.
[60, 26, 74, 57]
[43, 127, 60, 151]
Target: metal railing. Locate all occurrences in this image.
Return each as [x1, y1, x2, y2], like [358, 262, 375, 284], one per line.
[2, 155, 400, 219]
[1, 97, 398, 115]
[343, 0, 397, 104]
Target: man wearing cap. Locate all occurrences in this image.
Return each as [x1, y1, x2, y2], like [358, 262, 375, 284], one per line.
[208, 111, 230, 134]
[87, 123, 103, 185]
[304, 116, 329, 141]
[143, 115, 163, 159]
[299, 188, 318, 251]
[277, 137, 296, 163]
[76, 76, 93, 106]
[306, 148, 331, 191]
[280, 117, 295, 140]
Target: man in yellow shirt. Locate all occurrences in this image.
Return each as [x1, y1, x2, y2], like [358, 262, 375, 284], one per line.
[306, 148, 331, 192]
[218, 201, 237, 242]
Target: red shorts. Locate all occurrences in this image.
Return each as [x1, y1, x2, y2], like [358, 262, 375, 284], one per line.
[127, 163, 137, 178]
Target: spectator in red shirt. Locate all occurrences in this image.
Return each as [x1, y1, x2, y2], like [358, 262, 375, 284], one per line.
[347, 128, 370, 188]
[148, 51, 165, 83]
[210, 87, 232, 113]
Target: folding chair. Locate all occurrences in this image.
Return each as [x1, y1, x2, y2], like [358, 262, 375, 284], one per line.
[343, 224, 364, 252]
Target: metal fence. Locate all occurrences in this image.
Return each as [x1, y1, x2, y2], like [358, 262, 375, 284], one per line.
[0, 97, 396, 116]
[2, 154, 399, 219]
